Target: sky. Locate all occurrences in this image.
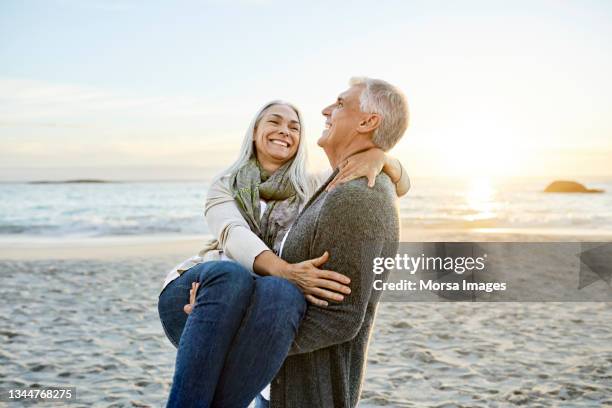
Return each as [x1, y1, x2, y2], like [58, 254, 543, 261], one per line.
[1, 0, 612, 181]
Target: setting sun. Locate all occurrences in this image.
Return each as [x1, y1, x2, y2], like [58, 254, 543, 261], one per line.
[433, 116, 532, 178]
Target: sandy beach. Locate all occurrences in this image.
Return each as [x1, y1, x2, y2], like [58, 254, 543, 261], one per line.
[1, 227, 611, 407]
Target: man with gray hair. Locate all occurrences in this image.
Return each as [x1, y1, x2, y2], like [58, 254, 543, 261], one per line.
[271, 77, 409, 407]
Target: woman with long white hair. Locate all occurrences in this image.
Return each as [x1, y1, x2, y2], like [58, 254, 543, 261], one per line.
[158, 100, 409, 407]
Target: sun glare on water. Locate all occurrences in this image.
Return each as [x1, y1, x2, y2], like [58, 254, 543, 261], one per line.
[465, 177, 496, 222]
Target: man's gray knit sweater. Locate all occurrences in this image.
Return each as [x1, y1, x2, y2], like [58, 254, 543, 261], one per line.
[270, 172, 399, 408]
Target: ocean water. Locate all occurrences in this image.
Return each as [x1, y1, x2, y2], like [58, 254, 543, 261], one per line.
[0, 177, 611, 238]
[0, 182, 208, 238]
[399, 177, 612, 231]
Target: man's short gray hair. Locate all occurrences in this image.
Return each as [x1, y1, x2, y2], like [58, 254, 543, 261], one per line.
[349, 77, 409, 151]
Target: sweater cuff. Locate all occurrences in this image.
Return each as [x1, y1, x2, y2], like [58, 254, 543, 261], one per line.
[226, 227, 270, 272]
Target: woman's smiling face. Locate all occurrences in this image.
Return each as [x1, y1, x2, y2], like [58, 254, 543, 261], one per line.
[253, 104, 301, 169]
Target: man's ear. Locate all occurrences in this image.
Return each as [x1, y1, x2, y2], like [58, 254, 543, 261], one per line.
[357, 113, 382, 134]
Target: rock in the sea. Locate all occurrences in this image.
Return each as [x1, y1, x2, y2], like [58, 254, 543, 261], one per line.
[544, 180, 604, 193]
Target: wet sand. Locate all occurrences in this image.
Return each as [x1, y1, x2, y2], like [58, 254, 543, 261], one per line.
[0, 228, 611, 407]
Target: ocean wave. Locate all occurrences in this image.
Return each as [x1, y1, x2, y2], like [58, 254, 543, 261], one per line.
[1, 180, 611, 237]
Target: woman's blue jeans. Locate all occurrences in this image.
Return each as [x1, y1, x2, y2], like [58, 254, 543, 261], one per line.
[158, 260, 306, 408]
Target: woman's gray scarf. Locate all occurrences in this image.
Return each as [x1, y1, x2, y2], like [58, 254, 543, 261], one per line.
[230, 156, 300, 254]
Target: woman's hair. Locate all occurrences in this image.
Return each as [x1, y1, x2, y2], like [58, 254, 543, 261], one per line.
[213, 100, 315, 204]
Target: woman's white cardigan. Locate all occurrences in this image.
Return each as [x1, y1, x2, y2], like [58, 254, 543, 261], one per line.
[162, 174, 270, 288]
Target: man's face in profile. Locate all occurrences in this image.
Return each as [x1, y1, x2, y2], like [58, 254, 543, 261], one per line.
[318, 84, 366, 150]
